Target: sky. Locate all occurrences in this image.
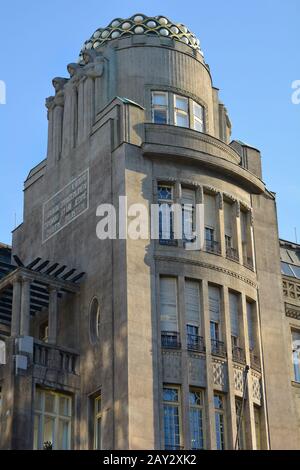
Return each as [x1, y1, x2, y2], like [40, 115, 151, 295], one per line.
[0, 0, 299, 245]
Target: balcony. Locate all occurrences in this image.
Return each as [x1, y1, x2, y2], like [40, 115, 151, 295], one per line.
[187, 334, 206, 353]
[232, 346, 246, 365]
[250, 351, 261, 372]
[211, 339, 226, 358]
[33, 341, 78, 374]
[226, 247, 239, 262]
[205, 240, 221, 255]
[161, 331, 181, 350]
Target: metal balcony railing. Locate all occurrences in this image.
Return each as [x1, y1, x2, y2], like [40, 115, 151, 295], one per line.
[165, 444, 184, 450]
[232, 346, 246, 364]
[161, 332, 181, 350]
[250, 351, 261, 371]
[187, 334, 206, 353]
[211, 339, 226, 358]
[205, 239, 221, 255]
[226, 247, 239, 262]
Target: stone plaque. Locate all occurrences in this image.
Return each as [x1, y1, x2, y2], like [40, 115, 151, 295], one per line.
[43, 169, 89, 242]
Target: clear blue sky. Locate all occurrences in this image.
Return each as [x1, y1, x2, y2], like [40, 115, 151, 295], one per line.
[0, 0, 299, 245]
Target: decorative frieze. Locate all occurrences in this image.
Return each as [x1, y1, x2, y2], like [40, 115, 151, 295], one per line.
[283, 280, 300, 304]
[212, 359, 227, 390]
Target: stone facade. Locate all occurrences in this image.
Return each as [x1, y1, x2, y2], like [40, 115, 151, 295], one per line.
[0, 14, 299, 450]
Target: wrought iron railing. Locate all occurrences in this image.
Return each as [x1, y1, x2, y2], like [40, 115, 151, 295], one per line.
[232, 346, 246, 364]
[161, 331, 181, 349]
[226, 247, 239, 262]
[211, 339, 226, 358]
[250, 351, 261, 371]
[187, 334, 206, 353]
[205, 239, 221, 254]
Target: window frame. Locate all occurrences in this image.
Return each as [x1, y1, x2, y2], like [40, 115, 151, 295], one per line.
[151, 91, 169, 125]
[94, 394, 102, 450]
[192, 101, 205, 132]
[189, 388, 205, 450]
[214, 393, 226, 450]
[33, 389, 72, 450]
[291, 329, 300, 383]
[163, 385, 182, 450]
[174, 94, 189, 128]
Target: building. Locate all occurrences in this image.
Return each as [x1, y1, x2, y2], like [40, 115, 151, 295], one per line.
[0, 13, 299, 450]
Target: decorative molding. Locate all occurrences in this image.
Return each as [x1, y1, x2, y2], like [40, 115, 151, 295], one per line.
[154, 254, 258, 288]
[285, 302, 300, 320]
[212, 360, 227, 389]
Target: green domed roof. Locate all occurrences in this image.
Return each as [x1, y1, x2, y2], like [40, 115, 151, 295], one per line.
[79, 14, 203, 60]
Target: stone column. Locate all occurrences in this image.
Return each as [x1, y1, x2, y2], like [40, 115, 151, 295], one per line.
[46, 98, 54, 160]
[83, 77, 95, 140]
[235, 201, 243, 264]
[62, 82, 77, 156]
[11, 277, 22, 337]
[48, 287, 58, 345]
[53, 104, 64, 161]
[77, 79, 85, 144]
[20, 278, 31, 337]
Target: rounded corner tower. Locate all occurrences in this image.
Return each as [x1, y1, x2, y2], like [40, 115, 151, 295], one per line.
[3, 13, 299, 452]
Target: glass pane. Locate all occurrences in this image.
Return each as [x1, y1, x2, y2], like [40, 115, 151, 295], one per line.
[43, 416, 55, 449]
[59, 396, 71, 417]
[153, 109, 167, 124]
[292, 265, 300, 279]
[163, 388, 178, 402]
[95, 396, 101, 414]
[189, 390, 202, 406]
[190, 408, 204, 449]
[158, 186, 172, 201]
[164, 404, 180, 449]
[214, 394, 223, 410]
[153, 92, 167, 106]
[34, 390, 42, 411]
[194, 118, 204, 132]
[215, 413, 225, 450]
[281, 262, 295, 277]
[58, 419, 70, 450]
[45, 393, 55, 414]
[193, 102, 203, 119]
[175, 111, 189, 128]
[175, 96, 188, 112]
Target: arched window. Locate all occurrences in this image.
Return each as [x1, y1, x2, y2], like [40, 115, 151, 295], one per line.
[89, 298, 100, 344]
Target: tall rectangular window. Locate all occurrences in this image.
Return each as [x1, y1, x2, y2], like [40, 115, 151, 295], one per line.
[185, 280, 202, 351]
[174, 95, 189, 128]
[204, 194, 218, 253]
[152, 92, 168, 124]
[209, 286, 224, 356]
[34, 389, 72, 450]
[292, 330, 300, 383]
[229, 292, 240, 349]
[158, 185, 175, 244]
[189, 389, 205, 449]
[247, 301, 255, 351]
[214, 393, 226, 450]
[94, 395, 102, 450]
[160, 277, 179, 349]
[163, 387, 181, 450]
[182, 188, 196, 242]
[193, 102, 204, 132]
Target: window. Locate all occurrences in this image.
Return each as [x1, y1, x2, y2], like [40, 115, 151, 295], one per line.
[174, 95, 189, 128]
[151, 91, 205, 134]
[204, 193, 218, 253]
[193, 102, 204, 132]
[246, 301, 255, 351]
[182, 188, 196, 242]
[90, 298, 100, 344]
[189, 389, 205, 449]
[94, 395, 102, 450]
[160, 277, 180, 348]
[292, 330, 300, 383]
[39, 321, 49, 343]
[185, 280, 201, 350]
[214, 394, 226, 450]
[209, 286, 225, 357]
[229, 292, 240, 351]
[152, 92, 168, 124]
[163, 387, 181, 450]
[34, 389, 72, 450]
[235, 398, 246, 450]
[158, 185, 175, 245]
